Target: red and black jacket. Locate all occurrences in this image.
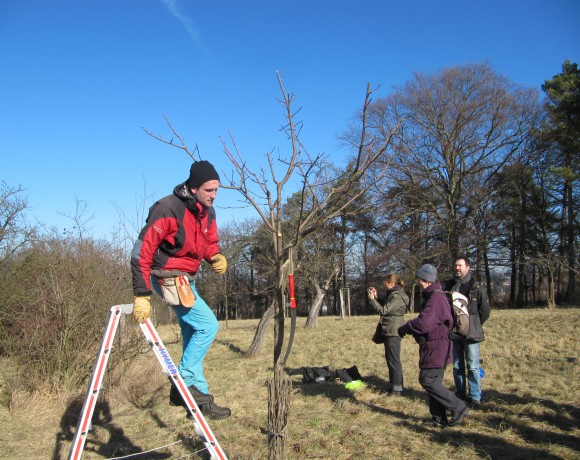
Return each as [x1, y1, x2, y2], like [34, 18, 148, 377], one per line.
[131, 183, 221, 297]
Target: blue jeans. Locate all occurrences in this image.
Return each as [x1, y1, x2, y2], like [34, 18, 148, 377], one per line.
[452, 340, 481, 402]
[152, 278, 219, 394]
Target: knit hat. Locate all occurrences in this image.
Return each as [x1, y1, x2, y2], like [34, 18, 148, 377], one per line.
[186, 160, 220, 189]
[415, 264, 437, 283]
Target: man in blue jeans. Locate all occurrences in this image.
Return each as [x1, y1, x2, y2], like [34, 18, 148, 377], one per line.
[131, 160, 231, 420]
[445, 256, 491, 406]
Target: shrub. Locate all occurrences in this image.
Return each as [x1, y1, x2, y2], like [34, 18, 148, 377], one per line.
[0, 233, 141, 391]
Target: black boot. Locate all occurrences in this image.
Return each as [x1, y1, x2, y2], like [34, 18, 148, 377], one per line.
[169, 383, 212, 407]
[423, 416, 448, 428]
[200, 396, 231, 420]
[448, 405, 470, 427]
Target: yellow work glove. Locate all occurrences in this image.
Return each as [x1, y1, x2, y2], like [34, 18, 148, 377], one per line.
[133, 296, 151, 323]
[210, 253, 228, 274]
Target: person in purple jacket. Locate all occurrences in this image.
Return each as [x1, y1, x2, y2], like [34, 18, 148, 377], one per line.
[398, 264, 470, 428]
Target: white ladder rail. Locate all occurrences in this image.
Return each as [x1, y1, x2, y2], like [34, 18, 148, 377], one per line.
[67, 304, 228, 460]
[68, 304, 127, 460]
[140, 317, 228, 460]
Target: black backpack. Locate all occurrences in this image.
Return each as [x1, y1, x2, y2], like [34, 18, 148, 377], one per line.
[302, 365, 362, 383]
[302, 366, 336, 383]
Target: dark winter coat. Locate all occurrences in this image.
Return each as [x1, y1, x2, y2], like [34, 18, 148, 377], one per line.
[369, 285, 409, 336]
[398, 283, 453, 369]
[444, 275, 490, 343]
[131, 183, 221, 297]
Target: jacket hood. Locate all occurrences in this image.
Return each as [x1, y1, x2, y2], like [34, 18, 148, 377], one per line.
[173, 183, 207, 215]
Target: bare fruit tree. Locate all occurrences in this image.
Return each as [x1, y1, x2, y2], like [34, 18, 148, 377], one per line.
[221, 72, 399, 459]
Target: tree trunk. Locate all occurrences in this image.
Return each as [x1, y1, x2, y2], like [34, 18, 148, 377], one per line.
[305, 267, 339, 329]
[409, 282, 417, 313]
[516, 187, 527, 308]
[483, 244, 492, 306]
[509, 222, 517, 307]
[530, 264, 535, 305]
[547, 266, 556, 309]
[565, 179, 577, 304]
[267, 364, 291, 460]
[246, 301, 275, 357]
[449, 215, 460, 261]
[224, 277, 229, 327]
[305, 283, 324, 329]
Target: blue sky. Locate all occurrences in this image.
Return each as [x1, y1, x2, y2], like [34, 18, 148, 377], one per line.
[1, 0, 579, 239]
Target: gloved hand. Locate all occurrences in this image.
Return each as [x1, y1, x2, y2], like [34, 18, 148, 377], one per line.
[414, 335, 427, 345]
[397, 326, 406, 338]
[133, 296, 151, 323]
[210, 253, 228, 274]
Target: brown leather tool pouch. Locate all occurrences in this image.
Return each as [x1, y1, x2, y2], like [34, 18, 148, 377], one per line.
[157, 276, 196, 308]
[176, 275, 195, 308]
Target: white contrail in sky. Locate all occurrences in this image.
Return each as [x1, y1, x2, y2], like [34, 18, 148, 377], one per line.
[160, 0, 200, 41]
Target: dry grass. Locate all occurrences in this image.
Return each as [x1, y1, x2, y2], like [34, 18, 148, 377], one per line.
[1, 308, 579, 460]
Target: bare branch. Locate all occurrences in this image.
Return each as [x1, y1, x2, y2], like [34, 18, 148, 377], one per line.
[142, 114, 200, 161]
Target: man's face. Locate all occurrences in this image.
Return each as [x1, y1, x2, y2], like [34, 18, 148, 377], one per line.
[454, 259, 470, 278]
[192, 180, 220, 207]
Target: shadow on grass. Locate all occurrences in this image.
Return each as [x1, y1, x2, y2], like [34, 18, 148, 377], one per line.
[361, 388, 577, 459]
[214, 339, 245, 355]
[291, 369, 579, 459]
[398, 418, 567, 460]
[290, 369, 426, 403]
[485, 414, 579, 455]
[293, 380, 355, 399]
[363, 374, 426, 400]
[483, 389, 580, 432]
[284, 366, 306, 377]
[138, 383, 214, 460]
[375, 386, 578, 459]
[52, 396, 170, 460]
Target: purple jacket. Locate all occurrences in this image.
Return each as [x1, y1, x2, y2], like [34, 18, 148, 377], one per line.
[399, 283, 453, 369]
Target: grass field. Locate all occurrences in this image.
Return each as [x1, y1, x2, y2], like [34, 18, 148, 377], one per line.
[1, 308, 579, 459]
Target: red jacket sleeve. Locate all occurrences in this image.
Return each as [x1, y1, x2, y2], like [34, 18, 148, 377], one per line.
[131, 213, 178, 297]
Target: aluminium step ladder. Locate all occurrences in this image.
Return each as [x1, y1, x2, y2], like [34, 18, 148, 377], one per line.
[68, 304, 228, 460]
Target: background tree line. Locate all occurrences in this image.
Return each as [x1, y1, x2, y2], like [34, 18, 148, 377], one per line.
[208, 60, 578, 318]
[0, 60, 577, 393]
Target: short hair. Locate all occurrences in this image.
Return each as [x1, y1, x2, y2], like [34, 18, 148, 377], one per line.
[455, 255, 471, 267]
[383, 273, 405, 288]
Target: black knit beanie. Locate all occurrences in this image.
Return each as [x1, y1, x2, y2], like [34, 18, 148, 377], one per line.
[186, 160, 220, 189]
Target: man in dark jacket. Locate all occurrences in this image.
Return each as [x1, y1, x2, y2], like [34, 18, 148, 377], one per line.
[444, 256, 491, 406]
[131, 160, 231, 420]
[398, 264, 469, 427]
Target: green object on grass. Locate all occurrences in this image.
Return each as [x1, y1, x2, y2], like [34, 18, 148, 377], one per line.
[345, 380, 364, 390]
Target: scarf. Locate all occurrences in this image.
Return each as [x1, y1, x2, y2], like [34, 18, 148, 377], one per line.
[451, 271, 472, 292]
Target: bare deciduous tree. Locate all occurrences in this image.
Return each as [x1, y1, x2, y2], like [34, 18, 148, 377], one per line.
[0, 181, 35, 267]
[221, 73, 399, 458]
[364, 62, 543, 281]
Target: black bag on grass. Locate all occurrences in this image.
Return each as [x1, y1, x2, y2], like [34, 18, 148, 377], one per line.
[336, 365, 363, 383]
[302, 366, 337, 383]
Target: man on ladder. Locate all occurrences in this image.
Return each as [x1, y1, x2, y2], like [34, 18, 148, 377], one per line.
[131, 159, 231, 420]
